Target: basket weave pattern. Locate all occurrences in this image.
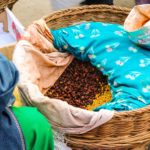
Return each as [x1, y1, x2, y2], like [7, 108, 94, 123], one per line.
[0, 0, 18, 13]
[44, 5, 150, 149]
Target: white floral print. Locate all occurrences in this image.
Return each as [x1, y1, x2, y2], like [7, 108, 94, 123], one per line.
[125, 71, 141, 80]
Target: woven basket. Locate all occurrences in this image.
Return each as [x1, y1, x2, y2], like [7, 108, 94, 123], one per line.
[0, 0, 18, 13]
[43, 5, 150, 150]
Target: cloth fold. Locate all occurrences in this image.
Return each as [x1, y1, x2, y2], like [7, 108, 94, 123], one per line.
[124, 4, 150, 49]
[19, 83, 114, 134]
[14, 19, 74, 93]
[13, 19, 114, 134]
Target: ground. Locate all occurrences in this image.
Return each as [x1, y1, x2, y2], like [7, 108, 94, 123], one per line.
[13, 0, 52, 27]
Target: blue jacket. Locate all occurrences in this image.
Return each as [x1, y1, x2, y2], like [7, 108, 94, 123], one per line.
[0, 53, 25, 150]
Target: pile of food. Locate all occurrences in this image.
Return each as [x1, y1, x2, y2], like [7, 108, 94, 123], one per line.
[45, 59, 112, 110]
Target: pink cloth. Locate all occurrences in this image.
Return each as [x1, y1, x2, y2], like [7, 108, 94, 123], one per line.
[14, 19, 74, 93]
[124, 4, 150, 32]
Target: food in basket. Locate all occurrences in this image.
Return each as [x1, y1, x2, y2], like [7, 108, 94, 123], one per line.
[45, 58, 111, 109]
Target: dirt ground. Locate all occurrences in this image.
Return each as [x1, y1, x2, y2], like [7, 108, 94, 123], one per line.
[13, 0, 52, 27]
[13, 0, 135, 27]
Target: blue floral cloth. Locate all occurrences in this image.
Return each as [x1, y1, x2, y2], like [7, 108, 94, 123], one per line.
[51, 22, 150, 111]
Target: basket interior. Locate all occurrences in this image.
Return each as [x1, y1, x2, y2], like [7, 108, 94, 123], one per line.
[45, 58, 112, 110]
[44, 5, 131, 110]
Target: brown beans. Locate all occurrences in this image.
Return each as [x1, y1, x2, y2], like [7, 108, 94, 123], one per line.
[45, 59, 108, 109]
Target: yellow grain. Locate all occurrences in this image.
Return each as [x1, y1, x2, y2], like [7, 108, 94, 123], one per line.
[85, 85, 112, 110]
[13, 87, 23, 107]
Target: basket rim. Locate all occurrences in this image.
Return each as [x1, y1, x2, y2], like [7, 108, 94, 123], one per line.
[43, 4, 131, 23]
